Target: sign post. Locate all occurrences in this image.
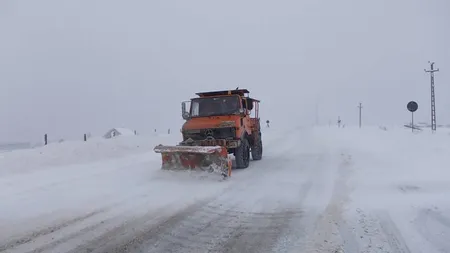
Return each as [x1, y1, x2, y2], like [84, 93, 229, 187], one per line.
[407, 101, 418, 132]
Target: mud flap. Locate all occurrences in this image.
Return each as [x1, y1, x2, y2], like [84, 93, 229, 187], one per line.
[154, 145, 232, 178]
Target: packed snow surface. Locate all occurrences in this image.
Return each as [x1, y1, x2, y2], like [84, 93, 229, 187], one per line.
[1, 126, 449, 252]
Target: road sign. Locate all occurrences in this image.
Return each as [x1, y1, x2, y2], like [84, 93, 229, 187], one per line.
[407, 101, 418, 132]
[407, 101, 418, 112]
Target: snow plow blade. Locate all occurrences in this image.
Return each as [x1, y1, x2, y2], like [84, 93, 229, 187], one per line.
[154, 145, 232, 178]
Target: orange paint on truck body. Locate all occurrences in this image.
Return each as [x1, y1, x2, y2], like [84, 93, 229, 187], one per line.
[182, 115, 250, 140]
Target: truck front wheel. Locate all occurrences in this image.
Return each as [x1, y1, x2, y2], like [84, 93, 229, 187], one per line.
[235, 138, 250, 169]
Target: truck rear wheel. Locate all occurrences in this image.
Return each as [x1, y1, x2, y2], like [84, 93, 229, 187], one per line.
[235, 138, 250, 169]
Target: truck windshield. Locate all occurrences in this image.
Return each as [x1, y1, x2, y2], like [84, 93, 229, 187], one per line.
[190, 96, 240, 117]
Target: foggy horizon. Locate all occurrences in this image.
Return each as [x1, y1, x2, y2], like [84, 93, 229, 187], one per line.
[2, 0, 449, 143]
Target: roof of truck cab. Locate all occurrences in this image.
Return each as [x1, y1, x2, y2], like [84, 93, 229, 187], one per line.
[195, 89, 250, 97]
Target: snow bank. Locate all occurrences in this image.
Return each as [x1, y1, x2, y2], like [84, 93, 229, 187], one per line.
[314, 125, 450, 209]
[0, 125, 281, 178]
[312, 125, 450, 252]
[0, 133, 180, 177]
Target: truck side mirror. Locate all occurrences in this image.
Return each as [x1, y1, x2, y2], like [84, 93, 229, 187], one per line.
[181, 101, 190, 120]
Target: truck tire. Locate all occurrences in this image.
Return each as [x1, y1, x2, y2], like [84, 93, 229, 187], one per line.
[251, 135, 263, 161]
[235, 138, 250, 169]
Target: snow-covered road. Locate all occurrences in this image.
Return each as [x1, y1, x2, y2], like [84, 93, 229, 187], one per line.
[1, 126, 450, 253]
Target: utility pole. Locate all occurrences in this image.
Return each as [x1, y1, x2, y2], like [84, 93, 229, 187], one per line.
[358, 102, 363, 128]
[315, 102, 319, 126]
[315, 95, 320, 126]
[424, 61, 439, 132]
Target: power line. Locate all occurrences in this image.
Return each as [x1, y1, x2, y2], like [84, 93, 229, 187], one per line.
[424, 61, 439, 132]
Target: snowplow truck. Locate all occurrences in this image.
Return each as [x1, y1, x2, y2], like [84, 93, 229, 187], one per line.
[154, 89, 263, 178]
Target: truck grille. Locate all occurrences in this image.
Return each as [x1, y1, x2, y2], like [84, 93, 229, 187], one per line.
[183, 127, 236, 141]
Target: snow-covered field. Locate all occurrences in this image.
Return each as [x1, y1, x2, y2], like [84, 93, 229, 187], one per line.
[1, 126, 449, 253]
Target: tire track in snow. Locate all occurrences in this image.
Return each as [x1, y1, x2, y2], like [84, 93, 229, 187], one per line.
[281, 152, 357, 253]
[4, 177, 227, 253]
[2, 192, 154, 253]
[287, 149, 415, 253]
[349, 208, 413, 253]
[376, 211, 412, 253]
[1, 183, 154, 252]
[135, 195, 259, 252]
[65, 199, 217, 253]
[62, 165, 267, 253]
[414, 208, 450, 252]
[0, 209, 105, 252]
[110, 155, 306, 253]
[201, 143, 315, 253]
[19, 199, 179, 253]
[211, 183, 312, 253]
[211, 209, 305, 253]
[73, 175, 260, 253]
[29, 219, 108, 253]
[332, 153, 412, 253]
[135, 183, 310, 253]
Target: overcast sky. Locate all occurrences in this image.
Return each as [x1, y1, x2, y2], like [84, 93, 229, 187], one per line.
[1, 0, 449, 143]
